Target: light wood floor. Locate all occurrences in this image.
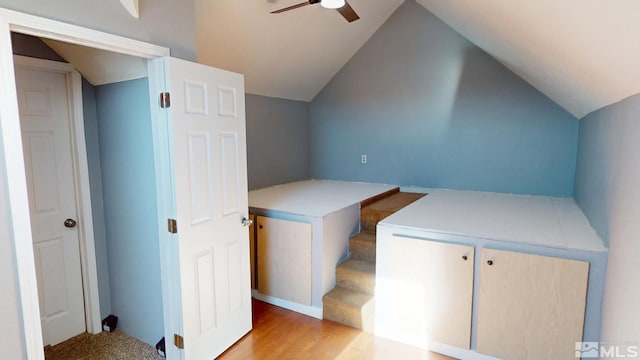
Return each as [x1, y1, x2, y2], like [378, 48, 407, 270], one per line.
[218, 300, 453, 360]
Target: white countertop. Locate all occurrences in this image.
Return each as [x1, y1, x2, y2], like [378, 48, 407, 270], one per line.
[248, 179, 397, 218]
[379, 189, 607, 252]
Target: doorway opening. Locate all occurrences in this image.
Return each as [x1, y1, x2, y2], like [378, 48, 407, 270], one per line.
[12, 32, 166, 355]
[3, 11, 253, 360]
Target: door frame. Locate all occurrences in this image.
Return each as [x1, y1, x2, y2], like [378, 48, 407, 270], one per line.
[0, 8, 170, 360]
[14, 54, 99, 344]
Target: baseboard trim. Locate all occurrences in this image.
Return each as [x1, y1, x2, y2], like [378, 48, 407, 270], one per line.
[251, 290, 323, 319]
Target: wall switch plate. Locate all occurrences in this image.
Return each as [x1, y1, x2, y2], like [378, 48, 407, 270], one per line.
[361, 155, 367, 164]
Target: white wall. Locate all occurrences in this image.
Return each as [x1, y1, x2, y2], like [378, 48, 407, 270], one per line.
[575, 93, 640, 345]
[0, 137, 25, 359]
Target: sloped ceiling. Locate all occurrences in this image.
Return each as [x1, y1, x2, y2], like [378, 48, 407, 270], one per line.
[196, 0, 640, 119]
[194, 0, 404, 102]
[42, 39, 147, 86]
[416, 0, 640, 118]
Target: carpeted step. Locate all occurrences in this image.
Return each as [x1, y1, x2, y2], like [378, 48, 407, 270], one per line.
[360, 192, 426, 234]
[336, 258, 375, 295]
[349, 232, 376, 262]
[360, 208, 390, 234]
[323, 287, 375, 332]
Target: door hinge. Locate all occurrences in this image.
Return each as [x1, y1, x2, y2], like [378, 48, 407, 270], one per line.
[168, 218, 177, 234]
[174, 333, 184, 349]
[160, 92, 171, 108]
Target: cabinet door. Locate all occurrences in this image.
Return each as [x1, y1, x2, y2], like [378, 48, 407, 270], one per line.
[257, 216, 312, 305]
[249, 214, 255, 289]
[477, 249, 589, 359]
[380, 235, 474, 349]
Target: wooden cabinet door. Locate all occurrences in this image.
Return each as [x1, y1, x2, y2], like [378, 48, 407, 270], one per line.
[380, 235, 474, 349]
[477, 248, 589, 359]
[249, 214, 255, 289]
[256, 216, 312, 305]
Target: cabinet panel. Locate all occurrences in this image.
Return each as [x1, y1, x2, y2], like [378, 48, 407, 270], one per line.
[257, 216, 312, 305]
[477, 248, 589, 359]
[385, 236, 474, 349]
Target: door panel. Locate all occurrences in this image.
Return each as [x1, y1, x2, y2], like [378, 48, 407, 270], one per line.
[25, 132, 59, 212]
[477, 248, 589, 359]
[186, 132, 213, 225]
[15, 65, 85, 346]
[165, 57, 251, 360]
[221, 132, 240, 215]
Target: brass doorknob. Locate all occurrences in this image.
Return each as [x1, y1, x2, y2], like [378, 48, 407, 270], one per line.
[64, 219, 77, 228]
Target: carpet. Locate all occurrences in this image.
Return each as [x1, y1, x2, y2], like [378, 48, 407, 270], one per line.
[44, 330, 163, 360]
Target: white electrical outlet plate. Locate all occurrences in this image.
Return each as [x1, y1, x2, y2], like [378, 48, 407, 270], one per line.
[361, 155, 367, 164]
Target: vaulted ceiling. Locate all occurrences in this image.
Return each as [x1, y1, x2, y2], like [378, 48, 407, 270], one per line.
[195, 0, 640, 118]
[195, 0, 404, 103]
[416, 0, 640, 118]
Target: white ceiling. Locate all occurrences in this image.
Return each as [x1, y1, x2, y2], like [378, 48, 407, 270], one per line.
[43, 39, 147, 86]
[195, 0, 640, 119]
[194, 0, 404, 102]
[416, 0, 640, 118]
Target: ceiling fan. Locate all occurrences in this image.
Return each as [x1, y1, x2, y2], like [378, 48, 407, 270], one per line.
[271, 0, 360, 23]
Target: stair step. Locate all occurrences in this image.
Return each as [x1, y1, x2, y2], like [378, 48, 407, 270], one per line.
[360, 192, 426, 234]
[360, 208, 391, 234]
[349, 232, 376, 262]
[336, 258, 375, 295]
[323, 287, 375, 332]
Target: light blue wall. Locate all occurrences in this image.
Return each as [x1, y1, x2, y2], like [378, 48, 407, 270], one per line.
[574, 93, 640, 345]
[96, 78, 163, 345]
[310, 0, 578, 196]
[0, 0, 196, 60]
[246, 94, 310, 190]
[82, 79, 112, 319]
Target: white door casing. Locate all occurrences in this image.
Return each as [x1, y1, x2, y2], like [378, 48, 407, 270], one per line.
[160, 57, 252, 359]
[15, 62, 86, 346]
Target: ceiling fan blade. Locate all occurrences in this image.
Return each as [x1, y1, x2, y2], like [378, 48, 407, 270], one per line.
[271, 1, 314, 14]
[336, 2, 360, 22]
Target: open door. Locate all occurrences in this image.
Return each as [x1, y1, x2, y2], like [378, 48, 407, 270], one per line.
[154, 57, 252, 360]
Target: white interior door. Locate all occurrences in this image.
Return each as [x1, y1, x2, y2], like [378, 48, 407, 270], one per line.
[164, 57, 252, 359]
[15, 65, 86, 346]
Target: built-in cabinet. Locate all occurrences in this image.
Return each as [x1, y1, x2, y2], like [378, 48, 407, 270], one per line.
[381, 235, 590, 359]
[476, 248, 589, 359]
[256, 216, 312, 305]
[376, 190, 607, 360]
[248, 180, 398, 318]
